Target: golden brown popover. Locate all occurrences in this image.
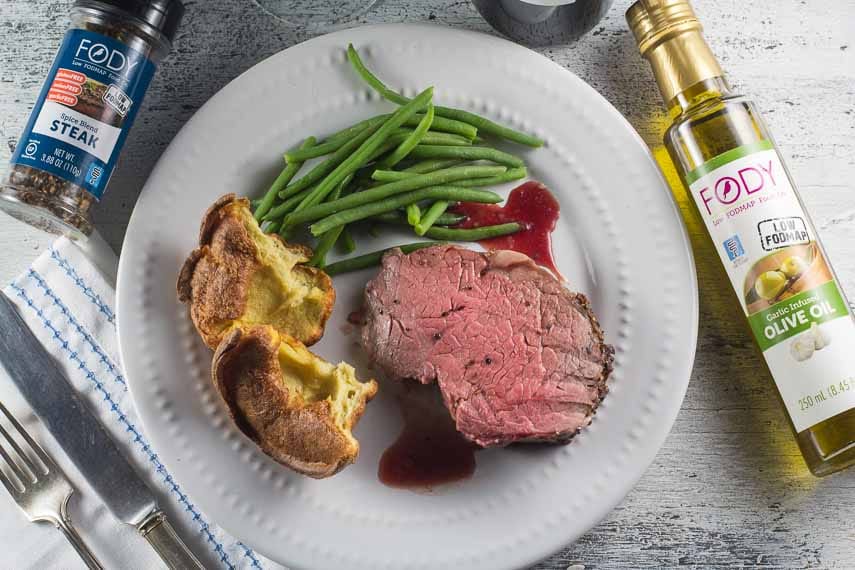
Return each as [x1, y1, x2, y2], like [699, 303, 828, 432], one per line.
[177, 194, 334, 349]
[212, 325, 378, 478]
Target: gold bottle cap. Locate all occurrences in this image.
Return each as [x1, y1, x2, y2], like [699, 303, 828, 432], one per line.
[626, 0, 699, 55]
[626, 0, 724, 105]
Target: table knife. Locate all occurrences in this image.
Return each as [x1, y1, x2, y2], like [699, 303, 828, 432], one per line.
[0, 292, 204, 569]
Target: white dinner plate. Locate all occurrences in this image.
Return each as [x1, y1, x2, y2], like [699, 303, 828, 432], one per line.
[117, 24, 698, 570]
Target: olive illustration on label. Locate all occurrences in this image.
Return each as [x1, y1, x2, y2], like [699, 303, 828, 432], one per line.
[743, 243, 834, 313]
[755, 270, 788, 300]
[780, 255, 809, 279]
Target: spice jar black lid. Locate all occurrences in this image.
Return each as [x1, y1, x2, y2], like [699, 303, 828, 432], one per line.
[74, 0, 185, 45]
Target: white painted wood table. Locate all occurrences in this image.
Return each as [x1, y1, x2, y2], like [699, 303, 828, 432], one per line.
[1, 1, 853, 568]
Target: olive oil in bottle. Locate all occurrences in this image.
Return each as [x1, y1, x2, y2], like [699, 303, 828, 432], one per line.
[627, 0, 855, 476]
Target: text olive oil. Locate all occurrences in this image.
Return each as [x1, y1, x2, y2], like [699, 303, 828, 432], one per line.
[627, 0, 855, 476]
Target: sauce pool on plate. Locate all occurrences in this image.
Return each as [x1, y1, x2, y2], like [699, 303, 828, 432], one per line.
[378, 382, 476, 489]
[453, 181, 561, 277]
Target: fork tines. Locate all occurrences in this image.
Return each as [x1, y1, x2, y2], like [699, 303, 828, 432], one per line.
[0, 400, 53, 495]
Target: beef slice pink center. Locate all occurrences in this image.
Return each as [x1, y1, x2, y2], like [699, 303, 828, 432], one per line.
[362, 245, 612, 447]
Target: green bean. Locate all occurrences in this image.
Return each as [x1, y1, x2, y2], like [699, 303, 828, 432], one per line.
[285, 165, 506, 227]
[403, 158, 465, 174]
[438, 212, 467, 225]
[370, 170, 412, 183]
[324, 113, 476, 144]
[331, 172, 353, 201]
[309, 225, 344, 267]
[323, 116, 385, 144]
[255, 137, 316, 220]
[338, 227, 356, 254]
[406, 203, 421, 226]
[373, 161, 474, 182]
[423, 223, 521, 241]
[309, 186, 502, 236]
[325, 242, 443, 276]
[309, 173, 355, 266]
[285, 135, 358, 162]
[454, 166, 528, 187]
[402, 130, 470, 147]
[278, 121, 382, 199]
[372, 158, 469, 181]
[378, 104, 434, 169]
[415, 200, 449, 236]
[360, 158, 471, 186]
[262, 220, 282, 234]
[347, 44, 543, 147]
[292, 87, 434, 214]
[365, 128, 472, 147]
[415, 114, 476, 140]
[277, 223, 294, 240]
[407, 145, 524, 168]
[263, 186, 313, 221]
[371, 211, 466, 226]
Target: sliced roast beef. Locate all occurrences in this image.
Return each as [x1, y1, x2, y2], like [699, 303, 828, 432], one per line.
[362, 245, 613, 447]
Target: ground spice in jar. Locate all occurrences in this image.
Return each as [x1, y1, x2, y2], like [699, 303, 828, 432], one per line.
[0, 0, 184, 239]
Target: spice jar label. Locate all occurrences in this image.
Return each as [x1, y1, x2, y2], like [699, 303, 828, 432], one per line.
[9, 29, 156, 199]
[687, 141, 855, 432]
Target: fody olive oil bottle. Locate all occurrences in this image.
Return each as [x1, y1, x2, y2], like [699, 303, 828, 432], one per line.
[627, 0, 855, 476]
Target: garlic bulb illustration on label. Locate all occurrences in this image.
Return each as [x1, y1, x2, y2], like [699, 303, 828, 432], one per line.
[790, 322, 832, 362]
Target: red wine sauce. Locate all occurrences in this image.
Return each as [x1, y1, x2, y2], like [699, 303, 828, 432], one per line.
[453, 181, 561, 277]
[378, 383, 476, 489]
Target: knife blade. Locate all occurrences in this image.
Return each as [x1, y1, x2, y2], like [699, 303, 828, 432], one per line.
[0, 292, 203, 569]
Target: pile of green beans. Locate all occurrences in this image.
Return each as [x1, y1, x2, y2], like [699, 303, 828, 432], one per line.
[249, 45, 540, 275]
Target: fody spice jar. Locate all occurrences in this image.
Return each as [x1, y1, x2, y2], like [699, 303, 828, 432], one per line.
[0, 0, 184, 239]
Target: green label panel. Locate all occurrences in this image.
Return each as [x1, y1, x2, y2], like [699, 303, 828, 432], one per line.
[748, 280, 850, 351]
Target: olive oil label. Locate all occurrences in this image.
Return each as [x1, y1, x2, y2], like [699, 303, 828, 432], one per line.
[688, 141, 855, 431]
[9, 29, 155, 199]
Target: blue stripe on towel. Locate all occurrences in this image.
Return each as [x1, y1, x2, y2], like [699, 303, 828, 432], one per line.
[49, 248, 116, 325]
[26, 270, 126, 389]
[237, 542, 264, 569]
[10, 282, 253, 569]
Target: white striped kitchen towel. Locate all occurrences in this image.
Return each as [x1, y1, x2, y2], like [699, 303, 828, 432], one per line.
[0, 236, 284, 570]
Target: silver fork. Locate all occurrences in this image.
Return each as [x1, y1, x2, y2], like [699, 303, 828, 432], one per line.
[0, 400, 103, 569]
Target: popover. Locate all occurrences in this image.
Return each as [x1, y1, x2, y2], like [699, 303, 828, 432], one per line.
[177, 194, 334, 349]
[212, 325, 378, 478]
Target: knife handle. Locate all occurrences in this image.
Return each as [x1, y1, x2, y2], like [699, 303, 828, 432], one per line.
[138, 510, 205, 570]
